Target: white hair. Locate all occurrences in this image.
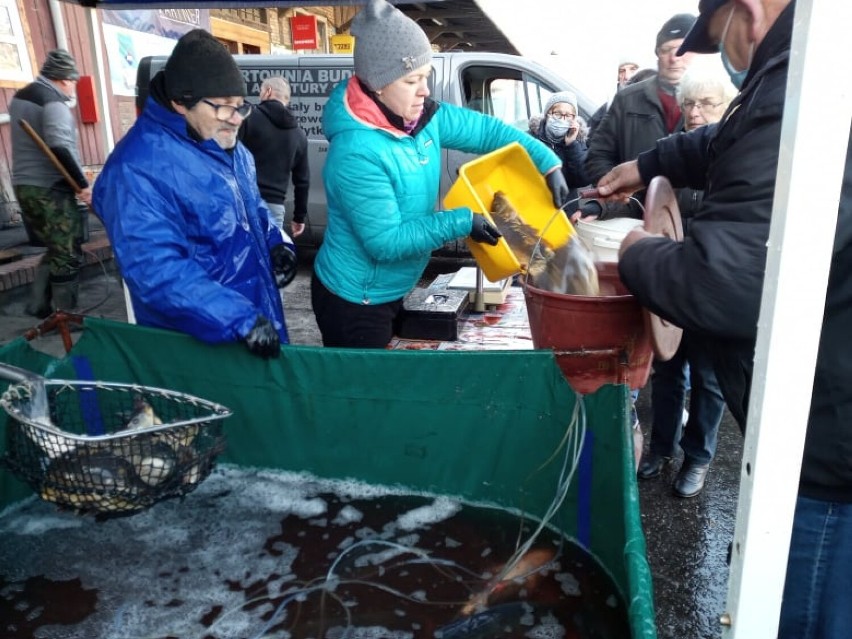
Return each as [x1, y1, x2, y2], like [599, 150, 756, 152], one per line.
[261, 76, 292, 103]
[677, 57, 738, 107]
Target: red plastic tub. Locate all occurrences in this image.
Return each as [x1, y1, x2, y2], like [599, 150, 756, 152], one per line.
[523, 263, 653, 394]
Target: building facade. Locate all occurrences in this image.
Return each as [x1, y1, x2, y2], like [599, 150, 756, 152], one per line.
[0, 2, 356, 225]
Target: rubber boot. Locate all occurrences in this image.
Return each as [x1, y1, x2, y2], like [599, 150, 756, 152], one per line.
[25, 264, 52, 318]
[50, 277, 79, 312]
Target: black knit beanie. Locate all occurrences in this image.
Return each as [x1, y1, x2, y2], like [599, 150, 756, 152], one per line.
[164, 29, 245, 103]
[40, 49, 80, 81]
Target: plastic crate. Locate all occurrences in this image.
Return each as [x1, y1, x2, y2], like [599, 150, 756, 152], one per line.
[444, 142, 575, 281]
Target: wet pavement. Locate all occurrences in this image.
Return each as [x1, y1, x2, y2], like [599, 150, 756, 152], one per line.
[0, 219, 743, 638]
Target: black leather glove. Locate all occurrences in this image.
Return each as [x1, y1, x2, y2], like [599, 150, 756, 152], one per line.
[469, 213, 502, 246]
[546, 170, 570, 210]
[244, 315, 280, 359]
[578, 200, 604, 219]
[270, 243, 298, 289]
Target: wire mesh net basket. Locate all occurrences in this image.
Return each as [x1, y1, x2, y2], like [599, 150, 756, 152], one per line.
[1, 374, 230, 516]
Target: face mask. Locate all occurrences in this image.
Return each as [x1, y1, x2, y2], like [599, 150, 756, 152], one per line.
[66, 97, 77, 109]
[545, 118, 573, 141]
[718, 5, 751, 89]
[720, 50, 747, 89]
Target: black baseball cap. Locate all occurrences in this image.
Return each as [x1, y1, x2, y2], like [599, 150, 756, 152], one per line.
[677, 0, 730, 55]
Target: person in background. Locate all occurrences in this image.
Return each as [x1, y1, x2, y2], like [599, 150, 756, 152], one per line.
[582, 69, 658, 215]
[312, 0, 569, 348]
[10, 49, 92, 317]
[676, 60, 737, 154]
[586, 55, 642, 140]
[586, 13, 698, 193]
[94, 29, 297, 359]
[617, 57, 641, 88]
[597, 1, 851, 636]
[239, 77, 310, 239]
[533, 91, 591, 215]
[635, 58, 736, 498]
[669, 58, 736, 231]
[584, 13, 701, 480]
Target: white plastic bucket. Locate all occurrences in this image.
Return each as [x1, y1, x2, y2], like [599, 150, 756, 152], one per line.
[575, 217, 644, 263]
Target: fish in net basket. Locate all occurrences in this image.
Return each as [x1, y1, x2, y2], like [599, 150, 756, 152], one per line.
[0, 363, 230, 517]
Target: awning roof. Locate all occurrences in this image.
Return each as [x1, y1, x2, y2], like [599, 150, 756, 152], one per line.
[64, 0, 517, 54]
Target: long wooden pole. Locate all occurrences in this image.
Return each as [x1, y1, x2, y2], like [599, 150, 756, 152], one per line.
[18, 118, 84, 194]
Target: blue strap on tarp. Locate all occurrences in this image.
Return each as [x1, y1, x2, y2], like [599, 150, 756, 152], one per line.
[72, 355, 105, 436]
[576, 429, 594, 548]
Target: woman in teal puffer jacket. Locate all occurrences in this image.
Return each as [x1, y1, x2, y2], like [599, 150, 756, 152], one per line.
[312, 0, 566, 348]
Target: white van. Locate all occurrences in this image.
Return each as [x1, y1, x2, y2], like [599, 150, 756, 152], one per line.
[136, 52, 594, 252]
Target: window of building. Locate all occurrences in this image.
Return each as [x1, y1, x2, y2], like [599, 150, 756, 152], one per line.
[217, 7, 267, 28]
[0, 0, 33, 85]
[316, 19, 328, 54]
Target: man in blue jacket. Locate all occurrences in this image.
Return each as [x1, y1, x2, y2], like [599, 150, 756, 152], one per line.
[94, 29, 297, 358]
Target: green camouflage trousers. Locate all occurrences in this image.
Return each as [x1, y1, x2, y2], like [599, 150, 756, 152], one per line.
[14, 184, 83, 279]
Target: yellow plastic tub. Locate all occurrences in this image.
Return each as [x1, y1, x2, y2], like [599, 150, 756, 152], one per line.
[444, 142, 575, 281]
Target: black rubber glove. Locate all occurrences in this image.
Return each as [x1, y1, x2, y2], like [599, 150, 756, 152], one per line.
[546, 170, 570, 210]
[578, 200, 604, 218]
[469, 213, 502, 246]
[244, 315, 280, 359]
[270, 243, 298, 289]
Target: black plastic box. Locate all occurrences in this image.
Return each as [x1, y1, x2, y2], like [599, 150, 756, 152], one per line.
[396, 286, 470, 341]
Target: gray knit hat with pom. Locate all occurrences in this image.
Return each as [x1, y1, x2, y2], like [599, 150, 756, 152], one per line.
[40, 49, 80, 81]
[352, 0, 433, 91]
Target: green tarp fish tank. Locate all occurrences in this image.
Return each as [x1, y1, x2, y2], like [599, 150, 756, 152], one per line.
[0, 317, 655, 638]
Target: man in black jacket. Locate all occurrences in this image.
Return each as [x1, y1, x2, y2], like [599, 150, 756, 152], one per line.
[240, 77, 310, 239]
[586, 13, 728, 500]
[597, 1, 852, 636]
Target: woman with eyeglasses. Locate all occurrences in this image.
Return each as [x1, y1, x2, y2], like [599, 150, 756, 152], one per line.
[532, 91, 592, 215]
[674, 60, 737, 229]
[94, 29, 297, 360]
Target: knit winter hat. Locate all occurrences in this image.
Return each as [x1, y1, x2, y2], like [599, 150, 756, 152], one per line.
[352, 0, 433, 91]
[40, 50, 80, 81]
[164, 29, 245, 103]
[543, 91, 578, 117]
[656, 13, 697, 51]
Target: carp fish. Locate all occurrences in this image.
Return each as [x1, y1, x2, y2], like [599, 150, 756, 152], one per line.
[490, 191, 600, 296]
